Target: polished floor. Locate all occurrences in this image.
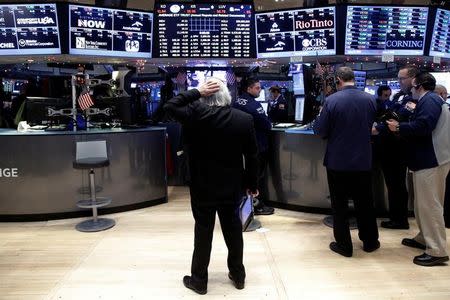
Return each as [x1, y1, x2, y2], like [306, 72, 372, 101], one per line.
[1, 186, 450, 300]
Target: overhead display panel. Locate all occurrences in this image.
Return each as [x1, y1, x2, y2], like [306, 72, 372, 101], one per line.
[69, 4, 153, 58]
[0, 3, 60, 55]
[256, 7, 335, 58]
[345, 6, 428, 55]
[429, 8, 450, 59]
[154, 2, 255, 58]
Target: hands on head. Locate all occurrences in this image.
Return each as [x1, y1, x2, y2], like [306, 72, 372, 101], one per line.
[198, 80, 221, 97]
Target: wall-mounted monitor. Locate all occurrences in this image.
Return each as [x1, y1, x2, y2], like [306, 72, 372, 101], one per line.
[429, 8, 450, 59]
[256, 6, 335, 58]
[154, 2, 255, 58]
[345, 6, 428, 55]
[354, 70, 366, 91]
[0, 3, 60, 55]
[69, 4, 152, 58]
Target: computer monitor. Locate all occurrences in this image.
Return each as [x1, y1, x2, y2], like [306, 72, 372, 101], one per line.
[293, 72, 305, 95]
[260, 102, 268, 114]
[295, 96, 305, 123]
[255, 89, 266, 102]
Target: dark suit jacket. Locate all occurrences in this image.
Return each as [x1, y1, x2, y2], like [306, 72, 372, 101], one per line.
[164, 89, 258, 206]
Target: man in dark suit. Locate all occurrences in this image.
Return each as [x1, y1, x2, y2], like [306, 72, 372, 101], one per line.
[164, 78, 259, 294]
[314, 66, 379, 257]
[386, 72, 450, 266]
[268, 85, 288, 123]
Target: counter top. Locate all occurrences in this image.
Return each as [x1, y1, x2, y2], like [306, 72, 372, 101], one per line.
[0, 127, 165, 136]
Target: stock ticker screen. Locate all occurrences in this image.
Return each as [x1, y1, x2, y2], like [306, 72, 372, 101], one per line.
[69, 4, 153, 58]
[154, 3, 255, 58]
[256, 7, 335, 58]
[345, 6, 428, 55]
[0, 3, 60, 55]
[429, 8, 450, 59]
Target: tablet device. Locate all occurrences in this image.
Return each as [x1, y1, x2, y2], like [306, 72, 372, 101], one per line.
[239, 195, 254, 231]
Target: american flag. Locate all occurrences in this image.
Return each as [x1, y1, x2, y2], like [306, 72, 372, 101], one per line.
[225, 70, 236, 85]
[78, 90, 94, 110]
[176, 71, 186, 85]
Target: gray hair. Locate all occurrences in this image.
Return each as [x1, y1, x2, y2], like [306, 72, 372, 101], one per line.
[336, 66, 355, 82]
[199, 77, 232, 107]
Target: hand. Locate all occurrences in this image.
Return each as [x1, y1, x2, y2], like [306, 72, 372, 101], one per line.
[197, 81, 220, 97]
[405, 101, 416, 111]
[247, 189, 259, 198]
[386, 119, 399, 132]
[371, 126, 379, 135]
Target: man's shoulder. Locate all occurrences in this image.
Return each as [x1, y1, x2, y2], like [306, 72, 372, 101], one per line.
[231, 107, 253, 120]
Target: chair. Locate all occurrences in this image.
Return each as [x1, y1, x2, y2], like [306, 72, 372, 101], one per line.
[73, 140, 115, 232]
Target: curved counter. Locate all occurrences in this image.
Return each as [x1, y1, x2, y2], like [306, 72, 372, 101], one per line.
[266, 128, 388, 214]
[0, 127, 167, 221]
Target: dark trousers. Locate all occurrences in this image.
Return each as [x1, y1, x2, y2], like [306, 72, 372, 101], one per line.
[256, 150, 269, 206]
[445, 172, 450, 227]
[380, 159, 409, 224]
[327, 169, 379, 251]
[190, 201, 245, 289]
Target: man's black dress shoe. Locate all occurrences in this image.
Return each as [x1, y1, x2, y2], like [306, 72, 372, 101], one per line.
[413, 253, 449, 266]
[228, 273, 245, 290]
[183, 276, 207, 295]
[401, 238, 426, 250]
[380, 220, 409, 229]
[329, 242, 352, 257]
[363, 240, 381, 252]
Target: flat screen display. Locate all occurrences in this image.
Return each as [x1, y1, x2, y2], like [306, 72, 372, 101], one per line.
[429, 9, 450, 59]
[154, 3, 254, 58]
[345, 6, 428, 55]
[293, 72, 305, 95]
[354, 71, 366, 91]
[0, 3, 60, 55]
[256, 7, 335, 58]
[69, 4, 152, 58]
[295, 96, 305, 123]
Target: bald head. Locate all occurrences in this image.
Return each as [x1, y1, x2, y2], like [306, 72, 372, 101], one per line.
[435, 84, 448, 101]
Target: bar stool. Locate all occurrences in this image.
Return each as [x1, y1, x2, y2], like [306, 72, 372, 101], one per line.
[73, 140, 115, 232]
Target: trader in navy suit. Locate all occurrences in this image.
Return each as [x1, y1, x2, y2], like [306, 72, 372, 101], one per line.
[372, 65, 419, 230]
[164, 78, 259, 294]
[314, 66, 379, 257]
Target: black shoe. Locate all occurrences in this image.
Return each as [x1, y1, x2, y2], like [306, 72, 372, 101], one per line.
[380, 220, 409, 229]
[254, 205, 274, 215]
[363, 240, 381, 252]
[413, 253, 449, 266]
[183, 276, 207, 295]
[329, 242, 352, 257]
[228, 273, 245, 290]
[402, 238, 426, 250]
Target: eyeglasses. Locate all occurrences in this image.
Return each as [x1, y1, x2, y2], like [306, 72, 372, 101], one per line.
[398, 77, 411, 81]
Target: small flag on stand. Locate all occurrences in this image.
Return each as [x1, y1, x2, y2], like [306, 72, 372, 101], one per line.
[77, 89, 94, 110]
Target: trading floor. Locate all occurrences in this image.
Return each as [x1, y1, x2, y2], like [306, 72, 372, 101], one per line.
[1, 186, 449, 300]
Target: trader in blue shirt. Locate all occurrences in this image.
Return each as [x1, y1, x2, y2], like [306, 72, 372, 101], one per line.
[314, 66, 379, 257]
[233, 77, 274, 215]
